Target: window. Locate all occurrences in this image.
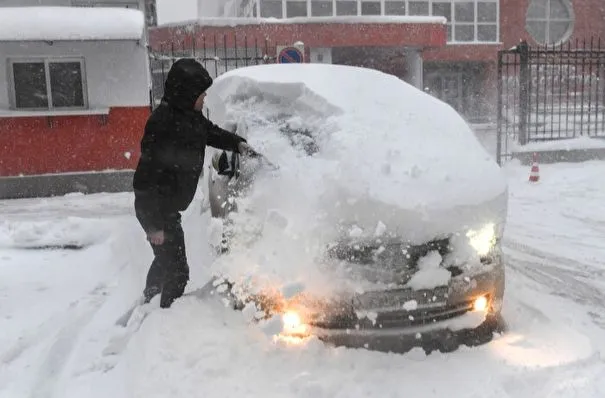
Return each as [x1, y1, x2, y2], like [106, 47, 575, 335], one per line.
[526, 0, 574, 44]
[477, 1, 498, 41]
[385, 1, 405, 15]
[336, 0, 358, 16]
[361, 1, 381, 15]
[9, 58, 87, 110]
[286, 0, 308, 17]
[409, 1, 429, 15]
[383, 0, 498, 42]
[311, 0, 333, 16]
[255, 0, 499, 43]
[453, 2, 474, 41]
[260, 0, 283, 17]
[432, 0, 498, 43]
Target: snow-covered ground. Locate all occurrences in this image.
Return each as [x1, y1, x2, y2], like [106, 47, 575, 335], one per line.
[2, 159, 605, 398]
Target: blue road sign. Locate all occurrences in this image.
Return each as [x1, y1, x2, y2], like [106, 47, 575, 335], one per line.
[278, 47, 303, 63]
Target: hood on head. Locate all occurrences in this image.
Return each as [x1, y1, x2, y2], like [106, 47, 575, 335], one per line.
[162, 58, 213, 111]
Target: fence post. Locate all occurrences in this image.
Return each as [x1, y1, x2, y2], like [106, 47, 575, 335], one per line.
[517, 40, 530, 145]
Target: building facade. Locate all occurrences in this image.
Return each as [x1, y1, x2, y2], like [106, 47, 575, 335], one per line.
[0, 1, 153, 199]
[150, 0, 605, 123]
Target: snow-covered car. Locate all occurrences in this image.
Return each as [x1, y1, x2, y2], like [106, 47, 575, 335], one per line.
[202, 64, 508, 354]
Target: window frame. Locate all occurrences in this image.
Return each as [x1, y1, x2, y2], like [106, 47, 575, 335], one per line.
[449, 0, 500, 44]
[256, 0, 500, 43]
[7, 57, 89, 112]
[525, 0, 574, 45]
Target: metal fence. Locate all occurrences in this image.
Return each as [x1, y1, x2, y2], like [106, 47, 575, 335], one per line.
[149, 35, 277, 108]
[497, 38, 605, 164]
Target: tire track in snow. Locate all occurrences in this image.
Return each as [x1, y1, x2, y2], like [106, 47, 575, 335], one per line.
[29, 284, 109, 398]
[504, 237, 605, 277]
[1, 292, 105, 367]
[506, 257, 605, 308]
[560, 211, 605, 232]
[504, 239, 605, 330]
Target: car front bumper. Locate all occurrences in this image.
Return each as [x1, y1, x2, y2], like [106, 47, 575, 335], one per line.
[283, 255, 506, 353]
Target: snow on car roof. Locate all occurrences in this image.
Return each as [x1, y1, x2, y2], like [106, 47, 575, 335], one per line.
[212, 64, 505, 196]
[0, 7, 145, 42]
[208, 64, 507, 243]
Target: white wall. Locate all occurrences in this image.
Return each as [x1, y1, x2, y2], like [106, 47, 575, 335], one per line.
[0, 40, 150, 110]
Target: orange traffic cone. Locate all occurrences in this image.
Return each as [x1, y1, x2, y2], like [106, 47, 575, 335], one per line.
[529, 152, 540, 182]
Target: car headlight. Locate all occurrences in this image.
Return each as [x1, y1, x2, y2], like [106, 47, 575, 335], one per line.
[281, 310, 311, 336]
[466, 223, 497, 257]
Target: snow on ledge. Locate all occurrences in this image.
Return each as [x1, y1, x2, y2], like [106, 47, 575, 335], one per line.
[159, 15, 447, 28]
[513, 136, 605, 152]
[0, 108, 111, 118]
[0, 7, 145, 42]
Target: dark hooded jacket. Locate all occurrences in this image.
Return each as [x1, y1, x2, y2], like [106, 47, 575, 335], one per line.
[133, 58, 246, 233]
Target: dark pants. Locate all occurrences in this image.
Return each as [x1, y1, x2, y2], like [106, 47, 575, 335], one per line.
[141, 213, 190, 308]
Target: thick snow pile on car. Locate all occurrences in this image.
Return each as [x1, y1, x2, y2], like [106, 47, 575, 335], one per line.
[202, 64, 508, 350]
[205, 65, 506, 279]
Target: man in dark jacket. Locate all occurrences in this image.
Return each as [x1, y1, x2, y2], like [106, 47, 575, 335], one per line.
[133, 58, 255, 309]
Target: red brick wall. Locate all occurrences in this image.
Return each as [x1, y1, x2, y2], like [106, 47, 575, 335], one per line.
[0, 107, 149, 177]
[149, 22, 447, 51]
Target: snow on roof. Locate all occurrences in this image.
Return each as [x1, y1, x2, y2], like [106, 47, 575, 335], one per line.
[207, 64, 507, 237]
[159, 15, 447, 28]
[0, 7, 145, 42]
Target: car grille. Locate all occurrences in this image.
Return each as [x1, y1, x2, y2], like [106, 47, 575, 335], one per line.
[325, 236, 455, 285]
[308, 285, 476, 330]
[309, 236, 474, 330]
[367, 301, 473, 329]
[310, 300, 474, 330]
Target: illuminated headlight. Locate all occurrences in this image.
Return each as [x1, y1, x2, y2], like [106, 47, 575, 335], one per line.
[466, 223, 497, 257]
[282, 311, 310, 336]
[473, 295, 489, 312]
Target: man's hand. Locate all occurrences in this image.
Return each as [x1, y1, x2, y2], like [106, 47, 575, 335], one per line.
[237, 141, 279, 170]
[147, 230, 165, 245]
[238, 141, 261, 158]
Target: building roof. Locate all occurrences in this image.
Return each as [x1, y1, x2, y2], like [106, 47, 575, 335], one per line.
[0, 6, 145, 42]
[159, 15, 447, 28]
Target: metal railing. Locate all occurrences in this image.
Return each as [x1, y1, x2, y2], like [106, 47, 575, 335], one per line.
[149, 35, 277, 108]
[497, 38, 605, 164]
